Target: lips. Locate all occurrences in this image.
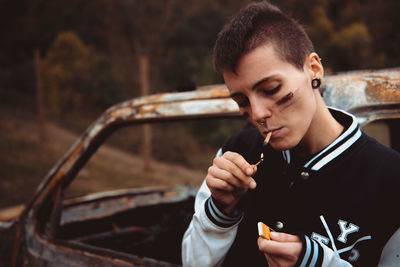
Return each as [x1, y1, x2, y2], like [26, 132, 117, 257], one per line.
[264, 127, 283, 139]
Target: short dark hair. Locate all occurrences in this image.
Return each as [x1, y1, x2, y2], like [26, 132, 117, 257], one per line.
[213, 1, 314, 73]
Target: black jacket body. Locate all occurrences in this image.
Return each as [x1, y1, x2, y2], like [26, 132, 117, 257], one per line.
[221, 109, 400, 266]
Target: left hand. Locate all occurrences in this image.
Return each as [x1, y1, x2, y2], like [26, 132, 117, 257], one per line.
[257, 232, 302, 267]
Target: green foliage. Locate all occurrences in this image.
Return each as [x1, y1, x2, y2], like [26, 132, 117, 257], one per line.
[43, 31, 90, 118]
[43, 31, 123, 119]
[329, 23, 373, 69]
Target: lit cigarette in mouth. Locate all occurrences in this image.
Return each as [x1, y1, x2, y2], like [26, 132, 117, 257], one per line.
[263, 131, 272, 146]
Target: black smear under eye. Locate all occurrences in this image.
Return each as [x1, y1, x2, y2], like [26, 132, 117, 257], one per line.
[276, 91, 294, 106]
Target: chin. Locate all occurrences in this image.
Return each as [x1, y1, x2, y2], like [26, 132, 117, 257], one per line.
[270, 138, 298, 152]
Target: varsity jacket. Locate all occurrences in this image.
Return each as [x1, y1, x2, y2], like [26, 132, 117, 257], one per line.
[182, 108, 400, 267]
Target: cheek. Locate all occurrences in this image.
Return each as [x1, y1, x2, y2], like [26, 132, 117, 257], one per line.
[278, 88, 316, 136]
[289, 91, 317, 137]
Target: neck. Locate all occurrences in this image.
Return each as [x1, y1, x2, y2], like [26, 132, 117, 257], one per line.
[296, 93, 344, 156]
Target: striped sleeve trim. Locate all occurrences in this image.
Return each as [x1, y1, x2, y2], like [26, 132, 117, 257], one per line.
[296, 235, 324, 267]
[204, 197, 243, 228]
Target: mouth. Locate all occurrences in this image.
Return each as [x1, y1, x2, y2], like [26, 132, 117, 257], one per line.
[264, 127, 283, 139]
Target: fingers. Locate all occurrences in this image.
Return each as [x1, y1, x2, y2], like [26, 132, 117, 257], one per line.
[264, 254, 280, 267]
[213, 151, 256, 188]
[257, 234, 302, 261]
[206, 175, 235, 192]
[208, 165, 243, 189]
[270, 232, 301, 242]
[223, 151, 255, 176]
[205, 151, 257, 212]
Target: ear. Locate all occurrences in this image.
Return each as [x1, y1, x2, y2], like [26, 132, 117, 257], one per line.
[305, 52, 324, 82]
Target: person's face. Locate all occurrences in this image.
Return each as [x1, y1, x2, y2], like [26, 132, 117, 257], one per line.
[223, 45, 318, 151]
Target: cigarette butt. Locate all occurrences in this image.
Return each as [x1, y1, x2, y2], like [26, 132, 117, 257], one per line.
[264, 132, 272, 145]
[257, 222, 271, 240]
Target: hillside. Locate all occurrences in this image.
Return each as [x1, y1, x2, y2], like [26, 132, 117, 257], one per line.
[0, 106, 208, 208]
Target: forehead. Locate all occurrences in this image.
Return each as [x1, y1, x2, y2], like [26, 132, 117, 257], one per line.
[223, 45, 296, 92]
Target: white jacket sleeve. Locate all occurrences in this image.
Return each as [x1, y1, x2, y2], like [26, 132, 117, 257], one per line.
[378, 228, 400, 267]
[299, 228, 400, 267]
[299, 215, 400, 267]
[297, 235, 353, 267]
[181, 149, 243, 267]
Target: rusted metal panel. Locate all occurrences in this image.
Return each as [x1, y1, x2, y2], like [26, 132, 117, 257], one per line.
[322, 69, 400, 112]
[60, 186, 194, 225]
[0, 205, 25, 221]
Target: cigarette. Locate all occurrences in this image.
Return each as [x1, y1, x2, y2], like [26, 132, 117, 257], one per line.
[263, 131, 272, 145]
[257, 222, 271, 240]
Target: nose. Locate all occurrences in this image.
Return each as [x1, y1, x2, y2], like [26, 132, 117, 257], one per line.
[249, 96, 272, 124]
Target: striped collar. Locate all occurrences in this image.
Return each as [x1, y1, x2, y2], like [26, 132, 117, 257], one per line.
[282, 107, 362, 171]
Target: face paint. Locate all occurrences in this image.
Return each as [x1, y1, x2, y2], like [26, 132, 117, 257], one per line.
[275, 87, 299, 112]
[276, 91, 294, 105]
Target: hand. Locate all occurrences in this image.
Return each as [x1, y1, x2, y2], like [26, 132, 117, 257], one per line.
[257, 232, 302, 267]
[205, 151, 257, 214]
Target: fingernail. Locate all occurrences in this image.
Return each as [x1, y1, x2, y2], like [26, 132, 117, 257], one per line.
[249, 180, 257, 189]
[246, 167, 253, 175]
[270, 232, 279, 239]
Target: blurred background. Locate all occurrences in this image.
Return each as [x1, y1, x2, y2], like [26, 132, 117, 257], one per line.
[1, 0, 399, 208]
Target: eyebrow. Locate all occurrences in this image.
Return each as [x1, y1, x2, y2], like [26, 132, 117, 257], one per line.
[252, 77, 271, 90]
[229, 76, 272, 99]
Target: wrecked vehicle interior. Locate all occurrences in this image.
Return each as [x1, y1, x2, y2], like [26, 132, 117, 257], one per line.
[0, 69, 399, 266]
[57, 186, 196, 265]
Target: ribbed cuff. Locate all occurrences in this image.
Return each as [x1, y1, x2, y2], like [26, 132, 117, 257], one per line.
[204, 197, 243, 228]
[295, 235, 324, 267]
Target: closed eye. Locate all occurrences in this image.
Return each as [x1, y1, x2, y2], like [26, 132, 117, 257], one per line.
[262, 85, 281, 96]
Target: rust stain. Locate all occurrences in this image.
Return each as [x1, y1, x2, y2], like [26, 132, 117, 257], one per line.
[110, 107, 136, 119]
[365, 79, 400, 103]
[0, 205, 24, 221]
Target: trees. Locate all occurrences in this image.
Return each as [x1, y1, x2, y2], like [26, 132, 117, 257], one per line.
[277, 0, 399, 71]
[43, 32, 122, 119]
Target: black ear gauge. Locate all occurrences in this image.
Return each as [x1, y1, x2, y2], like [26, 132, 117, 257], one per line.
[311, 78, 321, 89]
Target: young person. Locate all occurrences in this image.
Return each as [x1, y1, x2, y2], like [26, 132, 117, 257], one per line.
[182, 1, 400, 267]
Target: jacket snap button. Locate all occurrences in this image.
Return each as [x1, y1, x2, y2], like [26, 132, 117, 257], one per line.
[276, 221, 284, 230]
[300, 171, 310, 180]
